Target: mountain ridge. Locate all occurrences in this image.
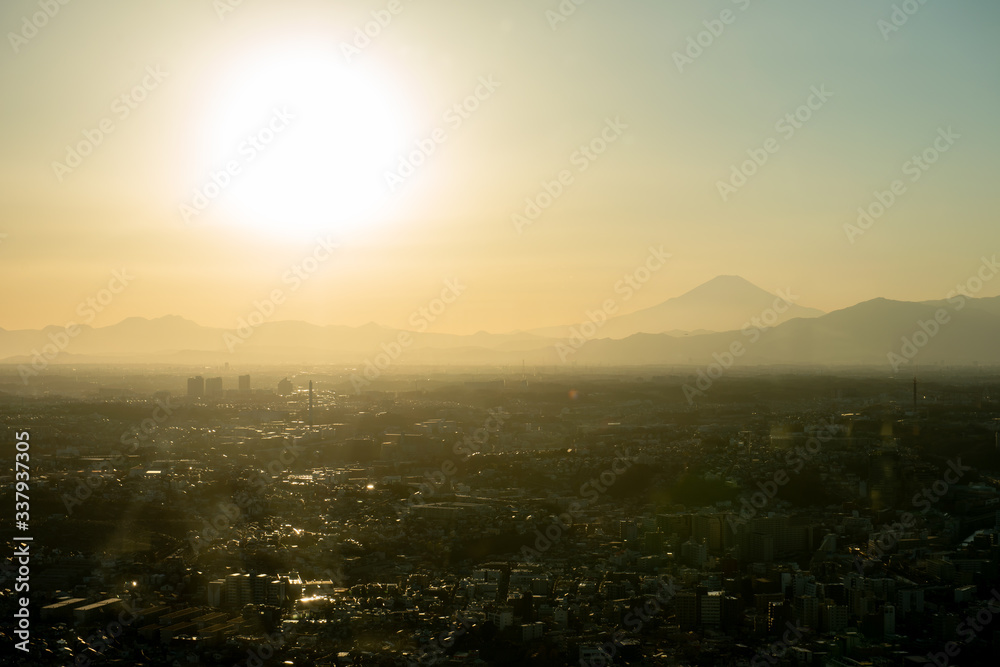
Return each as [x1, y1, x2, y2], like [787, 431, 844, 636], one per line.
[4, 278, 1000, 368]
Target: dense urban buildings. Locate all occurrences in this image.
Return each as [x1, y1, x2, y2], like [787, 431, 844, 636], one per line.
[2, 367, 999, 665]
[5, 1, 998, 665]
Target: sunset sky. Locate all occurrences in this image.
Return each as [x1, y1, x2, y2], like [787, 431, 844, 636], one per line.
[2, 0, 999, 335]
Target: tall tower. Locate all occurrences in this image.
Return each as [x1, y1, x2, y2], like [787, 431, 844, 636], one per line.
[187, 376, 204, 398]
[308, 380, 314, 430]
[913, 376, 917, 410]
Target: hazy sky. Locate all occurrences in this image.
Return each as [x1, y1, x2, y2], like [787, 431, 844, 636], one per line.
[2, 0, 998, 334]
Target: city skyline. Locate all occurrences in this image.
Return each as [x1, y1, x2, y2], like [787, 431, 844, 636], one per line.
[5, 3, 1000, 664]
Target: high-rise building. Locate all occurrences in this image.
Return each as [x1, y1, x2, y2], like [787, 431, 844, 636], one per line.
[681, 539, 707, 567]
[749, 532, 775, 563]
[721, 595, 744, 628]
[675, 592, 698, 627]
[896, 589, 924, 614]
[488, 607, 513, 630]
[795, 594, 819, 629]
[643, 531, 664, 555]
[693, 514, 723, 552]
[238, 374, 251, 392]
[223, 573, 242, 606]
[187, 376, 204, 398]
[820, 603, 849, 633]
[700, 591, 722, 625]
[619, 520, 638, 541]
[205, 377, 223, 397]
[883, 605, 896, 635]
[656, 514, 691, 541]
[277, 377, 293, 395]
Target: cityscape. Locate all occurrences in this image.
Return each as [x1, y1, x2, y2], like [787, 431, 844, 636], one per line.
[3, 367, 1000, 665]
[3, 1, 1000, 665]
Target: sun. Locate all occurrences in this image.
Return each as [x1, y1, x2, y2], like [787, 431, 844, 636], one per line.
[197, 46, 407, 238]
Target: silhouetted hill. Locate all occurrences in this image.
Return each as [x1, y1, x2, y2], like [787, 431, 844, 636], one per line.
[3, 293, 1000, 369]
[531, 275, 824, 339]
[602, 275, 823, 337]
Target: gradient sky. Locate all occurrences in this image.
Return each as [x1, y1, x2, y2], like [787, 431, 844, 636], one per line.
[2, 0, 999, 334]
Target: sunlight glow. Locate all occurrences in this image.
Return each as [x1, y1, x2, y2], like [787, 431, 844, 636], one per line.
[201, 47, 406, 237]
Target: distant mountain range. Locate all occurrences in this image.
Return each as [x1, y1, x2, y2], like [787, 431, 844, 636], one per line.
[3, 276, 999, 369]
[528, 275, 824, 338]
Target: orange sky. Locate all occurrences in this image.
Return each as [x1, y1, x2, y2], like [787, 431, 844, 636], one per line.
[2, 0, 999, 334]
